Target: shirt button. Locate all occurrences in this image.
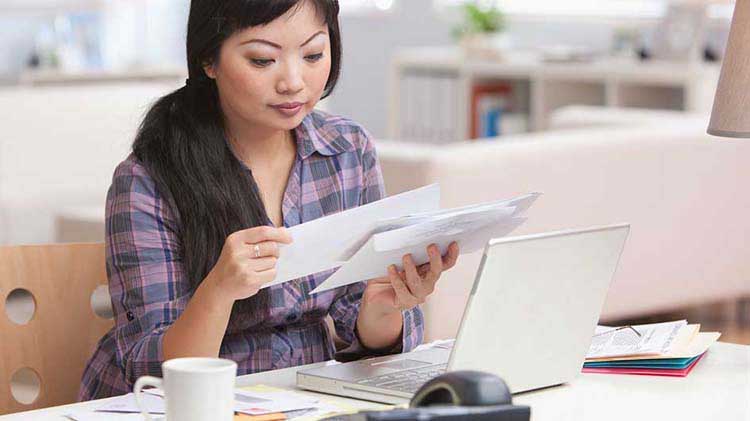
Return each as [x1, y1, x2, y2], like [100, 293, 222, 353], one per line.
[126, 311, 135, 321]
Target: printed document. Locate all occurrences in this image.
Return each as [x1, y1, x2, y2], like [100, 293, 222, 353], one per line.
[586, 320, 688, 359]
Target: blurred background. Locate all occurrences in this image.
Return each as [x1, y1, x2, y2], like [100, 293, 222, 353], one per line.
[1, 0, 748, 351]
[0, 0, 737, 135]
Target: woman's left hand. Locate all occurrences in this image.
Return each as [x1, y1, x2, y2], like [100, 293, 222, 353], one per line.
[362, 242, 460, 315]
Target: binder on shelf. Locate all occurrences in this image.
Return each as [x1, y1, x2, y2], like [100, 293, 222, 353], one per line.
[470, 82, 513, 139]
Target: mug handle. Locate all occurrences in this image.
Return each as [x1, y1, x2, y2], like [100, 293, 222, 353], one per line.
[134, 375, 163, 421]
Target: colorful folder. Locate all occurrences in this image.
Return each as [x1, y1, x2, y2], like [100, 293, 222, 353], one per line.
[581, 324, 720, 377]
[582, 352, 706, 377]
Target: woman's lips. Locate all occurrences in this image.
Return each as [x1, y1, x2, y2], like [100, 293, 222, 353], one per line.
[271, 102, 305, 117]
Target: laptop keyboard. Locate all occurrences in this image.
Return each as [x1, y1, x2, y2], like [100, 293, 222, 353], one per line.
[356, 363, 447, 393]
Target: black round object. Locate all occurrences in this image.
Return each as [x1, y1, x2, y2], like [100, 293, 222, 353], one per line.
[409, 371, 512, 408]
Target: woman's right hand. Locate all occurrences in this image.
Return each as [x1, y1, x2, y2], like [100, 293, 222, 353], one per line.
[207, 226, 293, 303]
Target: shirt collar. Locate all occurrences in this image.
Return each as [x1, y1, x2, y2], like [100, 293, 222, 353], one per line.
[294, 111, 355, 159]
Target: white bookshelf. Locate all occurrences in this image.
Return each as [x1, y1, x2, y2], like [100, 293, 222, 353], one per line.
[387, 46, 721, 142]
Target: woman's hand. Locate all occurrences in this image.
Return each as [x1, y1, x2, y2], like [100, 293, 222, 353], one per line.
[206, 226, 293, 303]
[362, 242, 460, 316]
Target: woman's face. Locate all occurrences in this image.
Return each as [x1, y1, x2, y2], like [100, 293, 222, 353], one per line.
[204, 1, 332, 134]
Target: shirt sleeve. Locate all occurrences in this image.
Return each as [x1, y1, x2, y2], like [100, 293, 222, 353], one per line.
[105, 159, 191, 386]
[329, 129, 424, 362]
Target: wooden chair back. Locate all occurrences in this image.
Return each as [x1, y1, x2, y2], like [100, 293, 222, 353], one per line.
[0, 243, 113, 415]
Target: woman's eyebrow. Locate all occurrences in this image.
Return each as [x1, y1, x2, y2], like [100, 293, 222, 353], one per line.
[240, 30, 327, 49]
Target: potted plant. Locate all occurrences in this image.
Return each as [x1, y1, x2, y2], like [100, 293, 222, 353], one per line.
[453, 2, 508, 59]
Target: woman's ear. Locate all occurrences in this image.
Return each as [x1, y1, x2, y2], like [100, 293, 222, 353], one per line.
[203, 61, 217, 80]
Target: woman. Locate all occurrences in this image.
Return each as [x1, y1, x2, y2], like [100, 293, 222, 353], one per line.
[79, 0, 459, 401]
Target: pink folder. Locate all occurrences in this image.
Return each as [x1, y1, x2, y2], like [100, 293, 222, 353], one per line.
[581, 352, 705, 377]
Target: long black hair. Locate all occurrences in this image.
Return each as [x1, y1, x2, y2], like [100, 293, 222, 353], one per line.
[132, 0, 342, 316]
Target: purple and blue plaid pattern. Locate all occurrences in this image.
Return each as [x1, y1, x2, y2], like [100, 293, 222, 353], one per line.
[78, 111, 424, 401]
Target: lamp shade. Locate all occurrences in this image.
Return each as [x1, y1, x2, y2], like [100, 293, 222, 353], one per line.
[708, 0, 750, 138]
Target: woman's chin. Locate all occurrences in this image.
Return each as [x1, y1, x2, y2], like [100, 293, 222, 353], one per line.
[271, 112, 309, 130]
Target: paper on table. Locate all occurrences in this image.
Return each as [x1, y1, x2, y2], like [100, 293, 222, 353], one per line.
[235, 414, 286, 421]
[141, 387, 317, 415]
[94, 392, 165, 414]
[311, 214, 527, 295]
[233, 389, 319, 416]
[238, 384, 389, 421]
[585, 324, 697, 361]
[664, 323, 700, 353]
[586, 331, 721, 362]
[586, 320, 687, 359]
[265, 184, 441, 288]
[66, 411, 162, 421]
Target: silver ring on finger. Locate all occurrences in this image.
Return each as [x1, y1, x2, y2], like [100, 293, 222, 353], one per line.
[253, 244, 261, 259]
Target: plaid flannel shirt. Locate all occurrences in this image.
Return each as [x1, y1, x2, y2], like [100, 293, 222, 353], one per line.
[78, 110, 424, 401]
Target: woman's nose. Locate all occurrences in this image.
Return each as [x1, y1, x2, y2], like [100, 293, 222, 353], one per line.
[276, 61, 305, 95]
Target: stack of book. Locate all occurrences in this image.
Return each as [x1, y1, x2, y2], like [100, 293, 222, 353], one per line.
[470, 82, 528, 139]
[582, 320, 720, 377]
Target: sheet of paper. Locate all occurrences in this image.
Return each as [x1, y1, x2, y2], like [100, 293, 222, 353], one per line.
[141, 388, 316, 415]
[374, 193, 540, 233]
[311, 215, 527, 294]
[233, 389, 319, 415]
[238, 385, 389, 421]
[333, 191, 535, 263]
[265, 184, 440, 288]
[586, 331, 720, 362]
[373, 207, 515, 251]
[235, 414, 286, 421]
[93, 392, 165, 414]
[586, 320, 687, 359]
[66, 411, 162, 421]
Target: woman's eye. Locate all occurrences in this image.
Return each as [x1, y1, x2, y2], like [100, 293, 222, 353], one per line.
[305, 53, 324, 62]
[250, 58, 274, 67]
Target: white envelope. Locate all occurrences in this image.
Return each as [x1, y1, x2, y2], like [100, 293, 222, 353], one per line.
[265, 184, 441, 288]
[309, 192, 540, 294]
[372, 207, 516, 251]
[311, 216, 528, 294]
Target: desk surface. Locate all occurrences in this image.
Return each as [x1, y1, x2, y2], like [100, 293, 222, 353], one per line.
[3, 342, 748, 421]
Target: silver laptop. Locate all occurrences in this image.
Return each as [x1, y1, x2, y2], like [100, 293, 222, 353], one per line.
[297, 224, 630, 404]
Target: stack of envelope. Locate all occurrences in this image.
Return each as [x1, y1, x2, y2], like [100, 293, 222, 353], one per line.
[269, 184, 541, 294]
[582, 320, 720, 377]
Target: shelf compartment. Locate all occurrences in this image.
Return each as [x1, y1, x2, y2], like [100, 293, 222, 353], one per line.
[614, 83, 685, 110]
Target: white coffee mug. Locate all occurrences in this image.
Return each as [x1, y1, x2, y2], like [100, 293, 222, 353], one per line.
[134, 357, 237, 421]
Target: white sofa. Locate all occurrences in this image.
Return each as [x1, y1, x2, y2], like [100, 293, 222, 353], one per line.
[377, 112, 750, 341]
